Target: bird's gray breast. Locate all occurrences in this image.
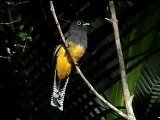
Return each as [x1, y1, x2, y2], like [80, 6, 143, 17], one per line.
[66, 29, 87, 50]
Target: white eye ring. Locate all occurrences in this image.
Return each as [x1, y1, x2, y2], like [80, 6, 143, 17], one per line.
[77, 22, 81, 25]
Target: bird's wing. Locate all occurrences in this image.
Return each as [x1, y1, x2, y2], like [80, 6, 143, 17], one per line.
[64, 31, 71, 40]
[58, 31, 71, 43]
[52, 45, 61, 61]
[51, 44, 61, 107]
[51, 44, 70, 111]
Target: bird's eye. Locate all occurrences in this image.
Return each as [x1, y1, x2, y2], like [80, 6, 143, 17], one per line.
[77, 22, 81, 25]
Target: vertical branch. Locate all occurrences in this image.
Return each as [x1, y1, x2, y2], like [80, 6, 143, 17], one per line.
[49, 1, 128, 119]
[106, 1, 136, 120]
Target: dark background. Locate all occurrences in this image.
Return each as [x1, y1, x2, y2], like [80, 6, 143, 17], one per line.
[0, 1, 160, 120]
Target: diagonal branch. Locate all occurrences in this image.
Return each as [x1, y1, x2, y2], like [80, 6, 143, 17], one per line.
[49, 1, 128, 119]
[106, 1, 136, 120]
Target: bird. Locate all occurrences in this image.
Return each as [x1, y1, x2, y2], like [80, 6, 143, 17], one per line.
[51, 20, 89, 111]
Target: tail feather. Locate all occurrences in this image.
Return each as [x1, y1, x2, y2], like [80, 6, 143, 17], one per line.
[51, 70, 69, 111]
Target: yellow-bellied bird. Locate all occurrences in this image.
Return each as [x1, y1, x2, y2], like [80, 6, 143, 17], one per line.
[51, 20, 89, 111]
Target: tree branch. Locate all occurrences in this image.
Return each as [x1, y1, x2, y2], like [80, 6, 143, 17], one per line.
[0, 56, 7, 59]
[49, 1, 128, 119]
[106, 1, 136, 120]
[0, 20, 17, 25]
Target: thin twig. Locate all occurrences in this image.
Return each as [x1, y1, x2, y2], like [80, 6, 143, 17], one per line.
[0, 56, 7, 59]
[14, 1, 30, 5]
[5, 1, 29, 6]
[107, 1, 136, 120]
[49, 1, 128, 119]
[0, 20, 17, 25]
[105, 17, 112, 23]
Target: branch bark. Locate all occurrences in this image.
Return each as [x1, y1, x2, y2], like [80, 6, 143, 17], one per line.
[49, 1, 128, 119]
[107, 1, 136, 120]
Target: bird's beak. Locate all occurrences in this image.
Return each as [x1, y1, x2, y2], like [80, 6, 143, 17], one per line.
[83, 23, 90, 26]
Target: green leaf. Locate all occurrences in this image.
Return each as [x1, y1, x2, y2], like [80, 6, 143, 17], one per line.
[17, 32, 28, 40]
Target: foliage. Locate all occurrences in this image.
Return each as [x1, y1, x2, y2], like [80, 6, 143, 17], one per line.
[133, 54, 160, 120]
[107, 1, 160, 120]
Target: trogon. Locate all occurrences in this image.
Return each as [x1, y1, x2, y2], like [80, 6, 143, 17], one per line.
[51, 20, 89, 111]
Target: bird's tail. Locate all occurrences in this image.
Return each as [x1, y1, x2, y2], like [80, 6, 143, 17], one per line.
[51, 70, 69, 111]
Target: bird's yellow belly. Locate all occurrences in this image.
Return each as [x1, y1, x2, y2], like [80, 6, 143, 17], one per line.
[56, 41, 85, 80]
